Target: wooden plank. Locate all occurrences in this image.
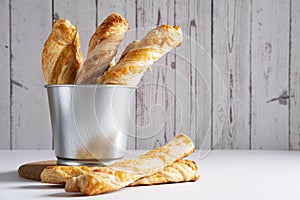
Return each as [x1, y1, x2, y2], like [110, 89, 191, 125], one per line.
[54, 0, 96, 58]
[290, 0, 300, 150]
[175, 0, 212, 151]
[11, 0, 52, 149]
[98, 0, 137, 149]
[135, 0, 176, 149]
[251, 0, 289, 149]
[0, 0, 10, 149]
[162, 1, 176, 149]
[212, 0, 251, 149]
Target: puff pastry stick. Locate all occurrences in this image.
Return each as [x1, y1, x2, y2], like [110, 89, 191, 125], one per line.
[118, 40, 152, 72]
[129, 159, 199, 186]
[40, 159, 199, 186]
[41, 166, 91, 184]
[65, 134, 194, 195]
[119, 40, 139, 60]
[42, 19, 83, 84]
[75, 13, 129, 84]
[99, 25, 183, 86]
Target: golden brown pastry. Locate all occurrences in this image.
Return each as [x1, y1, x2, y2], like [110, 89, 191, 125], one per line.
[40, 159, 199, 186]
[42, 19, 83, 84]
[65, 134, 195, 195]
[119, 40, 139, 60]
[65, 167, 137, 194]
[129, 159, 200, 186]
[99, 25, 183, 86]
[75, 13, 129, 84]
[41, 166, 91, 184]
[119, 40, 152, 72]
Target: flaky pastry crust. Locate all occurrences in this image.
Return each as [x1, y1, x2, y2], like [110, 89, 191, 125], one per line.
[75, 13, 129, 84]
[64, 134, 194, 195]
[99, 25, 183, 86]
[40, 159, 199, 186]
[42, 19, 83, 84]
[130, 159, 199, 186]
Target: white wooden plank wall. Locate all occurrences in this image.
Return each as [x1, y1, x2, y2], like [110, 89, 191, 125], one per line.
[175, 0, 212, 154]
[10, 0, 52, 149]
[0, 0, 299, 150]
[0, 0, 10, 149]
[213, 0, 251, 149]
[290, 0, 300, 150]
[251, 0, 289, 149]
[188, 0, 212, 152]
[135, 0, 176, 149]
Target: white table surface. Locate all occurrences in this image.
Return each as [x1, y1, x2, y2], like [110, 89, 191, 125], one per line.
[0, 150, 299, 200]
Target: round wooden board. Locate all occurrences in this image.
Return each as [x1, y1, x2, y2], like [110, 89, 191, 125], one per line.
[18, 160, 57, 181]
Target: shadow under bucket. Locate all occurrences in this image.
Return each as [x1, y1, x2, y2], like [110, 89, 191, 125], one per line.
[45, 84, 136, 165]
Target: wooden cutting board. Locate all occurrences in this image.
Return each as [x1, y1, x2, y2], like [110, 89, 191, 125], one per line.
[18, 160, 57, 181]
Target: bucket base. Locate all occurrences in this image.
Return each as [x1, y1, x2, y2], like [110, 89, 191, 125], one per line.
[56, 156, 123, 166]
[57, 157, 105, 166]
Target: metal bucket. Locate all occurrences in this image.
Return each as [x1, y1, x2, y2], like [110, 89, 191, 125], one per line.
[45, 84, 136, 165]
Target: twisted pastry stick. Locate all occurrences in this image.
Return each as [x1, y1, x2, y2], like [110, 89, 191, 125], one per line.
[40, 159, 199, 186]
[75, 13, 129, 84]
[119, 40, 152, 72]
[129, 159, 199, 186]
[41, 166, 91, 184]
[64, 134, 194, 195]
[42, 19, 83, 84]
[119, 40, 139, 60]
[99, 25, 183, 86]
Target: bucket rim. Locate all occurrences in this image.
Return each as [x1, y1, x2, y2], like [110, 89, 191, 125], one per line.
[44, 84, 137, 89]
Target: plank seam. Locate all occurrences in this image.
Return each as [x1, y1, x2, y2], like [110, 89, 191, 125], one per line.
[9, 0, 12, 150]
[95, 0, 98, 28]
[174, 0, 177, 139]
[52, 0, 54, 25]
[164, 0, 169, 144]
[288, 0, 292, 150]
[249, 0, 253, 150]
[211, 0, 214, 150]
[134, 0, 138, 150]
[52, 0, 56, 150]
[51, 0, 54, 150]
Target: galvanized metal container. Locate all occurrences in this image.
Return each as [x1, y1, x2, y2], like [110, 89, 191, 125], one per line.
[45, 84, 136, 165]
